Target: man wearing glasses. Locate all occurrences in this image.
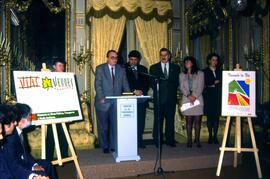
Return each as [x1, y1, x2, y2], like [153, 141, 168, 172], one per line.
[94, 50, 130, 153]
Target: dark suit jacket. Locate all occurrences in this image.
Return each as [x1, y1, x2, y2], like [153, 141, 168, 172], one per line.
[124, 63, 149, 95]
[0, 148, 13, 179]
[203, 67, 222, 115]
[149, 62, 180, 105]
[3, 129, 36, 179]
[94, 63, 130, 111]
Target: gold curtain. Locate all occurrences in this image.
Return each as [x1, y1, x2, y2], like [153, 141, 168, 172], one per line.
[87, 0, 172, 17]
[134, 16, 168, 66]
[262, 12, 269, 103]
[91, 15, 126, 67]
[199, 35, 211, 68]
[90, 14, 126, 136]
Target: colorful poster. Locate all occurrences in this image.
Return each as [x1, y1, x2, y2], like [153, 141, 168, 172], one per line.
[13, 71, 83, 125]
[222, 71, 256, 117]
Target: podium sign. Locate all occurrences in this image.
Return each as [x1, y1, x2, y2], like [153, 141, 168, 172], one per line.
[106, 96, 150, 162]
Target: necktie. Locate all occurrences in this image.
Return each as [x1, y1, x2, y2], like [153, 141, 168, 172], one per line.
[111, 67, 115, 85]
[164, 63, 168, 79]
[19, 133, 27, 161]
[133, 67, 138, 79]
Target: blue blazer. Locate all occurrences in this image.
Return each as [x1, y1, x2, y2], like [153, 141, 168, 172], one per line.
[0, 147, 13, 179]
[2, 129, 36, 179]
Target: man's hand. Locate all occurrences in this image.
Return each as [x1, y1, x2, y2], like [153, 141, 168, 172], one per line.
[134, 90, 143, 96]
[34, 176, 48, 179]
[33, 165, 45, 171]
[214, 80, 220, 84]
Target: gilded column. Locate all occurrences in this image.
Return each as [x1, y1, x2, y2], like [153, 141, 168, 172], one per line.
[228, 17, 233, 70]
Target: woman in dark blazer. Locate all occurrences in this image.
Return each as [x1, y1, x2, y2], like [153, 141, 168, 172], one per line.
[179, 56, 204, 148]
[203, 53, 222, 144]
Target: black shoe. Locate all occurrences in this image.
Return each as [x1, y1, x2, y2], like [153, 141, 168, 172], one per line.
[110, 149, 115, 152]
[166, 142, 176, 147]
[208, 138, 213, 144]
[187, 141, 192, 148]
[139, 143, 146, 149]
[213, 138, 219, 144]
[194, 140, 202, 148]
[103, 148, 109, 153]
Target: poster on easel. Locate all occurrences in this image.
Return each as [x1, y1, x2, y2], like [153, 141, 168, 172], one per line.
[13, 71, 83, 125]
[221, 71, 256, 117]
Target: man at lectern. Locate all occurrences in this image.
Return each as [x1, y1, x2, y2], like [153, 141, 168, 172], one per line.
[46, 58, 69, 161]
[149, 48, 180, 147]
[95, 50, 130, 153]
[124, 50, 149, 148]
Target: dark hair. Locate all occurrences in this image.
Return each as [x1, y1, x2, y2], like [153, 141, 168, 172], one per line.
[159, 48, 171, 56]
[53, 58, 66, 66]
[0, 104, 17, 125]
[14, 103, 31, 122]
[206, 53, 220, 66]
[106, 50, 118, 57]
[128, 50, 142, 60]
[183, 56, 199, 74]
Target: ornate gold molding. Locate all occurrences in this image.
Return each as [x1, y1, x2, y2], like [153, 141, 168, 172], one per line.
[4, 8, 11, 98]
[65, 2, 71, 72]
[228, 17, 233, 70]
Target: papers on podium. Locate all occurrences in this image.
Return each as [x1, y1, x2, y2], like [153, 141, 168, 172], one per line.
[180, 99, 200, 112]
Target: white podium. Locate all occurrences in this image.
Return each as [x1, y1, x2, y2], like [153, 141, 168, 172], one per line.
[106, 95, 150, 162]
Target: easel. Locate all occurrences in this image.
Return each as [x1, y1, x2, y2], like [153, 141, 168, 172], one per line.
[216, 64, 262, 178]
[40, 64, 84, 179]
[41, 123, 83, 179]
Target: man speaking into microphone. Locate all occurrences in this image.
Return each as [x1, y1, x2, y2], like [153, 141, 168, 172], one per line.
[149, 48, 180, 147]
[124, 50, 149, 148]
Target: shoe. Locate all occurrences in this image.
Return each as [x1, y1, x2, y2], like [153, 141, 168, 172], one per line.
[187, 141, 192, 148]
[208, 138, 213, 144]
[213, 138, 219, 144]
[166, 142, 176, 147]
[139, 143, 146, 149]
[194, 140, 202, 148]
[110, 149, 115, 152]
[196, 142, 202, 148]
[103, 148, 109, 153]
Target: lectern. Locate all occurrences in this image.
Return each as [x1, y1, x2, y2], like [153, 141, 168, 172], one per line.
[106, 95, 150, 162]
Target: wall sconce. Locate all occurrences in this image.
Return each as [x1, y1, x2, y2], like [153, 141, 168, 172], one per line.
[72, 40, 91, 74]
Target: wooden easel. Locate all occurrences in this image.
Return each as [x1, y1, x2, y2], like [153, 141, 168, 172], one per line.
[40, 64, 83, 178]
[216, 64, 262, 178]
[41, 122, 83, 179]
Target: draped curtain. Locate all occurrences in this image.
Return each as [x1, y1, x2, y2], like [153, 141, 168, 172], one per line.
[134, 16, 168, 66]
[87, 0, 171, 17]
[262, 12, 269, 103]
[91, 15, 126, 68]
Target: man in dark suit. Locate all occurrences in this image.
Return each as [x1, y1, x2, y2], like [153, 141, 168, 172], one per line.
[46, 58, 69, 161]
[124, 50, 149, 148]
[95, 50, 130, 153]
[3, 103, 56, 179]
[150, 48, 180, 147]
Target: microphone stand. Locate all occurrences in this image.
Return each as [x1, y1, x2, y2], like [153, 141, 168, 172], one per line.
[136, 70, 172, 178]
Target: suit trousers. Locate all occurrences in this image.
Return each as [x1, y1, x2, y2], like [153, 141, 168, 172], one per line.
[153, 102, 176, 144]
[96, 102, 116, 150]
[46, 124, 69, 161]
[137, 101, 147, 145]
